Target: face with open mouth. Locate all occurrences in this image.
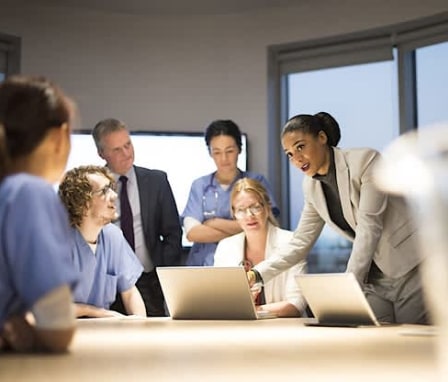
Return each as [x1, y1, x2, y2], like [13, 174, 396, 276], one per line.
[282, 130, 330, 177]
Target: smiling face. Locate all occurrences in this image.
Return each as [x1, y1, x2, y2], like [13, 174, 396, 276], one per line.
[86, 172, 118, 226]
[282, 130, 330, 177]
[232, 190, 268, 233]
[98, 129, 135, 175]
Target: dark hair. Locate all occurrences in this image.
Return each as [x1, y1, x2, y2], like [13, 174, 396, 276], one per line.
[0, 75, 72, 180]
[282, 112, 341, 147]
[204, 119, 242, 153]
[59, 165, 115, 227]
[92, 118, 128, 152]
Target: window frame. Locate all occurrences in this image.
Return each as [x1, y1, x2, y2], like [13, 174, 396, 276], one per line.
[267, 11, 448, 229]
[0, 31, 21, 78]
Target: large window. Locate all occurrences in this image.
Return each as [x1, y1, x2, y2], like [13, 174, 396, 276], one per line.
[287, 60, 398, 272]
[267, 12, 448, 273]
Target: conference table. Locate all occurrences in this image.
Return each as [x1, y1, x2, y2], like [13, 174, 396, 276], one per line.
[0, 317, 441, 381]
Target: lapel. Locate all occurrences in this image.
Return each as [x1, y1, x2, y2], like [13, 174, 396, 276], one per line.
[134, 166, 149, 231]
[333, 148, 356, 229]
[308, 177, 330, 221]
[265, 222, 277, 256]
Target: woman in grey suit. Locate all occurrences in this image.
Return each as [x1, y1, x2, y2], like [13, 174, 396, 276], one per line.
[249, 112, 428, 324]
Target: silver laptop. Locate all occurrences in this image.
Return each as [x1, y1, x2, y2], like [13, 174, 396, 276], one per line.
[157, 266, 277, 320]
[296, 273, 380, 327]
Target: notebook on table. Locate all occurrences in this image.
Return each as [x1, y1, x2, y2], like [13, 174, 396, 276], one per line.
[296, 273, 380, 327]
[156, 266, 277, 320]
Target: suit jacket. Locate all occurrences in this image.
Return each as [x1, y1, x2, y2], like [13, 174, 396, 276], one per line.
[256, 147, 421, 284]
[135, 166, 182, 267]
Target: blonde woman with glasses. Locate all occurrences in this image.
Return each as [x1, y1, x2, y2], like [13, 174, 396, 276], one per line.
[214, 178, 306, 317]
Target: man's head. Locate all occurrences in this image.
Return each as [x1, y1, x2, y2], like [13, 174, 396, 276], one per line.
[92, 118, 134, 175]
[59, 165, 118, 227]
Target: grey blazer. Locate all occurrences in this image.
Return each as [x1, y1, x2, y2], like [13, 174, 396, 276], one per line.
[256, 147, 421, 284]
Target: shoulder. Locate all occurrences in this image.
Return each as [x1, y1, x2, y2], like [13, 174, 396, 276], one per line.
[100, 224, 132, 251]
[102, 223, 122, 234]
[335, 147, 381, 167]
[134, 165, 168, 180]
[101, 223, 126, 242]
[1, 173, 53, 196]
[191, 173, 214, 187]
[1, 174, 59, 210]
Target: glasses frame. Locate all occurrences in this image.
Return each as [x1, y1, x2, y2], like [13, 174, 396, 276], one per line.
[233, 203, 264, 220]
[91, 182, 116, 197]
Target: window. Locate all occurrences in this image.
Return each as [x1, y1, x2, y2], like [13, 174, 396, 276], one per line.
[416, 41, 448, 128]
[0, 32, 21, 79]
[267, 12, 448, 273]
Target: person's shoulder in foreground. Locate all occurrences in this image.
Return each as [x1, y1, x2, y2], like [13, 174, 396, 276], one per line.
[0, 75, 78, 352]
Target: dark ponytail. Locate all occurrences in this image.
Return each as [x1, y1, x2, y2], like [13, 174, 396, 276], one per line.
[282, 111, 341, 147]
[314, 112, 341, 147]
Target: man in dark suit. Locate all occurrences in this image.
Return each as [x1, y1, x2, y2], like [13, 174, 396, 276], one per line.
[92, 118, 182, 316]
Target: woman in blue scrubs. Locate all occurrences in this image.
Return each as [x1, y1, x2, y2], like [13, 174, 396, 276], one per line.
[181, 120, 279, 266]
[0, 75, 78, 352]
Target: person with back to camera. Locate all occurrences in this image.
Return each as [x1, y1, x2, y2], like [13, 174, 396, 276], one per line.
[181, 119, 280, 266]
[59, 165, 146, 318]
[248, 112, 428, 324]
[0, 75, 78, 352]
[92, 118, 182, 317]
[214, 177, 307, 317]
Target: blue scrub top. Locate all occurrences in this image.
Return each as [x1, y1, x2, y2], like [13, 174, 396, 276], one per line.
[71, 224, 143, 309]
[0, 174, 78, 327]
[181, 170, 279, 266]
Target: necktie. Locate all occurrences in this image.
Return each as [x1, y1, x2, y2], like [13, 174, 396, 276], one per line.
[119, 176, 135, 251]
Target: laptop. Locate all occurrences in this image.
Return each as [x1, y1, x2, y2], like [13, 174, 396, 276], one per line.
[157, 266, 277, 320]
[296, 273, 380, 327]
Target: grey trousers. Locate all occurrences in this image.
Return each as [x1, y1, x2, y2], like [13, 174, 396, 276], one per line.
[363, 262, 430, 324]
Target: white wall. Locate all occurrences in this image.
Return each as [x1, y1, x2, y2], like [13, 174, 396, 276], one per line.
[0, 0, 447, 177]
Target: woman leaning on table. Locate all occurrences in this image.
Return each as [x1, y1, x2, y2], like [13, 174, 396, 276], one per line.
[0, 75, 78, 352]
[248, 112, 428, 324]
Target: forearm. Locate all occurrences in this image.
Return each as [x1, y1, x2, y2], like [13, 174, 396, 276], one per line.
[205, 218, 242, 236]
[259, 301, 301, 318]
[75, 303, 120, 318]
[186, 223, 230, 243]
[121, 287, 147, 316]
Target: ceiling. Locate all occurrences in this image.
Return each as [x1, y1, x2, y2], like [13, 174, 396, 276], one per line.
[16, 0, 309, 16]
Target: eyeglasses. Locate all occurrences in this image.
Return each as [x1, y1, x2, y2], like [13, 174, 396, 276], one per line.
[233, 203, 264, 220]
[91, 183, 116, 197]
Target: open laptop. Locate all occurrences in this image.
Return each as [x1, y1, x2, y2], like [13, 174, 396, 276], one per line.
[296, 273, 380, 327]
[157, 266, 277, 320]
